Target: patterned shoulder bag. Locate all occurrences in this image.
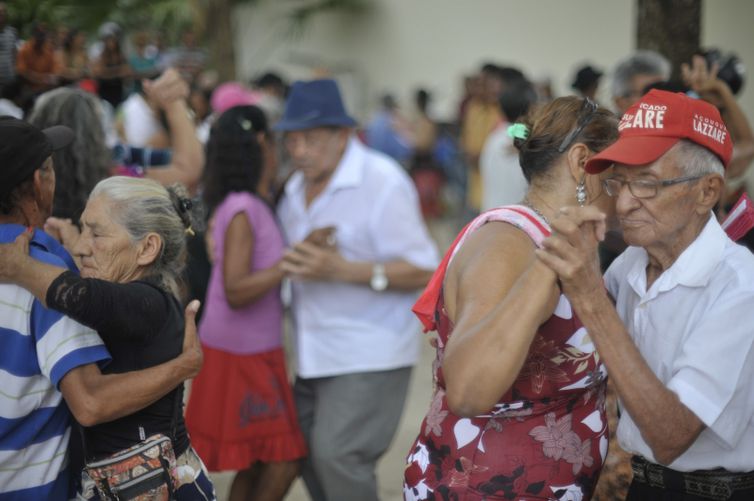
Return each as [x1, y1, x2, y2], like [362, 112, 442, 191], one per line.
[82, 391, 182, 500]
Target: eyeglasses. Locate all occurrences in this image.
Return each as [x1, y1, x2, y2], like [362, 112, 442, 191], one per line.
[602, 175, 703, 199]
[557, 97, 599, 153]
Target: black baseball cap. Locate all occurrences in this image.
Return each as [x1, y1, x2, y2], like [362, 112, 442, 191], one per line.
[0, 116, 74, 199]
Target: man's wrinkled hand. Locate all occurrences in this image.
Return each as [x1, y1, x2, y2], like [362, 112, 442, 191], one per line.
[535, 206, 606, 303]
[280, 241, 345, 281]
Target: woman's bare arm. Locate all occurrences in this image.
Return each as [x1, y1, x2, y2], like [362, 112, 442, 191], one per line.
[441, 222, 560, 416]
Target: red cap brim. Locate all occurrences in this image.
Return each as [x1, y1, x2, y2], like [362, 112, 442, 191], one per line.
[585, 135, 681, 174]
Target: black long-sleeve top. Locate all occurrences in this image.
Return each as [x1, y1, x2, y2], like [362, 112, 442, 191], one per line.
[46, 271, 190, 460]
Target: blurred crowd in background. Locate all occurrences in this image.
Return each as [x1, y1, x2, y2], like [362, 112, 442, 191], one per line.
[3, 2, 754, 499]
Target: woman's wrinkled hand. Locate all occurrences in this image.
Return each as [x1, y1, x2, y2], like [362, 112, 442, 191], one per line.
[535, 206, 606, 305]
[180, 299, 203, 379]
[0, 228, 33, 283]
[44, 217, 81, 250]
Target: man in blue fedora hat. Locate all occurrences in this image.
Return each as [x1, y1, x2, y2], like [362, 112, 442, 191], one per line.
[276, 79, 438, 500]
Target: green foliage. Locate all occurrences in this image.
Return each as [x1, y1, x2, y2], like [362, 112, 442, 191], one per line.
[7, 0, 200, 41]
[7, 0, 114, 37]
[8, 0, 371, 41]
[285, 0, 373, 38]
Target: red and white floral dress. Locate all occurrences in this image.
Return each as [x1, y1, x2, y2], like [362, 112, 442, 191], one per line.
[405, 206, 608, 501]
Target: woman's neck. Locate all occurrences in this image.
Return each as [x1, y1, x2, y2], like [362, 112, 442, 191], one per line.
[523, 184, 575, 225]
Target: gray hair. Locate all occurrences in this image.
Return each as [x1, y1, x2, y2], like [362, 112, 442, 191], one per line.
[28, 88, 111, 220]
[670, 140, 725, 178]
[90, 177, 194, 296]
[611, 50, 671, 98]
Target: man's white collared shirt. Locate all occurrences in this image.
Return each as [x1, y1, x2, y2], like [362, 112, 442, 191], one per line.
[605, 215, 754, 471]
[278, 137, 439, 378]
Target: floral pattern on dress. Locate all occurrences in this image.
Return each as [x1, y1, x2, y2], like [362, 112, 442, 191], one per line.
[516, 336, 571, 394]
[424, 390, 449, 438]
[449, 457, 490, 488]
[529, 412, 594, 475]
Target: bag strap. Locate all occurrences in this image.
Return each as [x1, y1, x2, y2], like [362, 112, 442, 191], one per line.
[170, 386, 181, 443]
[78, 421, 89, 461]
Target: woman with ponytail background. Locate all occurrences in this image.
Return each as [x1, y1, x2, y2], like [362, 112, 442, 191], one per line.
[185, 105, 306, 501]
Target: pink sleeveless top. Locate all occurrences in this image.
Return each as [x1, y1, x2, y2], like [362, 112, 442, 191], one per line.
[405, 206, 608, 501]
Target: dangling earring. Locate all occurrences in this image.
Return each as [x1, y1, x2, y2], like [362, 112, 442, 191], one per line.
[576, 179, 587, 207]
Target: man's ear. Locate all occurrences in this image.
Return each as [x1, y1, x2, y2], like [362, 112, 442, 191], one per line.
[697, 174, 724, 214]
[32, 169, 44, 201]
[136, 232, 162, 266]
[27, 169, 48, 217]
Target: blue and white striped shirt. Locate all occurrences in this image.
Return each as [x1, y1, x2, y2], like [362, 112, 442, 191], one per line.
[0, 225, 110, 500]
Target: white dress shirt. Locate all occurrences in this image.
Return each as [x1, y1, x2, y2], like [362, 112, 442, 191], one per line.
[605, 215, 754, 471]
[278, 136, 439, 378]
[121, 93, 161, 147]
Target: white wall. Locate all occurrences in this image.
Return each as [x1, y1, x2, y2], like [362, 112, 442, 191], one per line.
[234, 0, 753, 125]
[702, 0, 754, 123]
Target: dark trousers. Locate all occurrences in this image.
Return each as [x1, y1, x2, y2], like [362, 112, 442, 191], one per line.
[628, 456, 754, 501]
[294, 368, 412, 501]
[627, 478, 754, 501]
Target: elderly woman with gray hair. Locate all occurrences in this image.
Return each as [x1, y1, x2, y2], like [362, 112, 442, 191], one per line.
[0, 176, 215, 500]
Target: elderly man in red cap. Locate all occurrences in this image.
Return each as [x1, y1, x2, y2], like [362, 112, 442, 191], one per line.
[537, 89, 754, 500]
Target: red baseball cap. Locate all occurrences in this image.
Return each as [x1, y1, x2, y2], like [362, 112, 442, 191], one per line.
[585, 89, 733, 173]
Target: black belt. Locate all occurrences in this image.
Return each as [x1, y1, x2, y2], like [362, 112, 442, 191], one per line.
[631, 456, 754, 500]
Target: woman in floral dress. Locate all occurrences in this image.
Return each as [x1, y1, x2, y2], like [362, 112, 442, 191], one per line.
[405, 97, 619, 500]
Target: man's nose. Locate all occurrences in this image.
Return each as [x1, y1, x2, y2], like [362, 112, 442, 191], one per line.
[616, 185, 640, 215]
[72, 236, 90, 257]
[284, 138, 302, 157]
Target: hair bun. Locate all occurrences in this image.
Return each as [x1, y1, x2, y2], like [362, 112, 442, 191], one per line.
[166, 184, 197, 233]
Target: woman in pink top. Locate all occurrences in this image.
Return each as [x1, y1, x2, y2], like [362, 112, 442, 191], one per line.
[185, 105, 306, 501]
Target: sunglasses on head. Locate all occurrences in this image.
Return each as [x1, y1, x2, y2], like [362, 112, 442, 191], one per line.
[557, 98, 599, 153]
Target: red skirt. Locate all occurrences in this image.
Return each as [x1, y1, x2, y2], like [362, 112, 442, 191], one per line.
[185, 345, 307, 471]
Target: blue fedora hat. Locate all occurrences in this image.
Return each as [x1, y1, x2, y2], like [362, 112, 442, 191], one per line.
[274, 79, 357, 131]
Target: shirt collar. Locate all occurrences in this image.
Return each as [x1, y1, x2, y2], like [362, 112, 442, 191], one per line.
[663, 214, 727, 288]
[0, 223, 79, 271]
[323, 136, 365, 192]
[626, 213, 727, 298]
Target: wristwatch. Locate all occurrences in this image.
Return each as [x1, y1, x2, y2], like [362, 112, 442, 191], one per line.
[370, 263, 389, 291]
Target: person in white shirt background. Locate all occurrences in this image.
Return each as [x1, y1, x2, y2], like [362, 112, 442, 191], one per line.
[275, 79, 438, 501]
[480, 77, 538, 211]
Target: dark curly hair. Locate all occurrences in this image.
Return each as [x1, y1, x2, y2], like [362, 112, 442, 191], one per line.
[201, 105, 268, 214]
[27, 88, 111, 220]
[513, 96, 619, 183]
